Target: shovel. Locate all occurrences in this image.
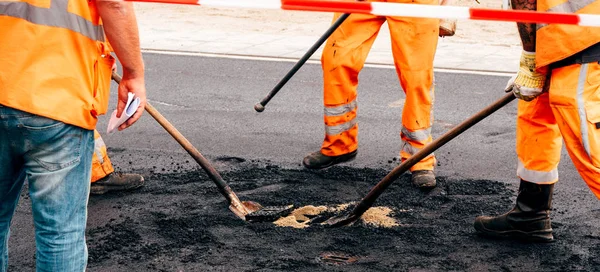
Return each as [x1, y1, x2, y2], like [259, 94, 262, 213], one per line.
[112, 72, 293, 221]
[323, 93, 516, 227]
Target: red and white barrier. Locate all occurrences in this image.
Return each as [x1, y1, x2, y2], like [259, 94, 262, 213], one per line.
[127, 0, 600, 27]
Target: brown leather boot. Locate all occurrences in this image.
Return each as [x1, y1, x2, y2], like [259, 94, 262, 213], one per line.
[474, 180, 554, 242]
[90, 172, 145, 195]
[302, 150, 357, 170]
[411, 170, 436, 189]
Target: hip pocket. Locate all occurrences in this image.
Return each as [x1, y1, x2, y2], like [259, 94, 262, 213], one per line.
[584, 94, 600, 168]
[20, 116, 84, 171]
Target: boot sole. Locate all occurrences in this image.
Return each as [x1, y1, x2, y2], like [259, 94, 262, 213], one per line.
[90, 182, 145, 195]
[474, 221, 554, 243]
[303, 151, 357, 170]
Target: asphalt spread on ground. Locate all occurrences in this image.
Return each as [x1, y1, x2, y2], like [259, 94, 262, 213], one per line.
[7, 54, 600, 271]
[78, 154, 600, 272]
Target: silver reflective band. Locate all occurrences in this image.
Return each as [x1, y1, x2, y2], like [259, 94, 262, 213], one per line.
[537, 0, 594, 29]
[0, 0, 105, 42]
[325, 118, 357, 135]
[400, 143, 434, 161]
[517, 160, 559, 183]
[94, 136, 106, 164]
[577, 63, 592, 158]
[400, 141, 434, 158]
[401, 126, 431, 142]
[324, 100, 357, 117]
[545, 0, 593, 13]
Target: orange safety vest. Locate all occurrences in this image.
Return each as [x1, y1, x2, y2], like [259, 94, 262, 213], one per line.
[0, 0, 115, 130]
[537, 0, 600, 69]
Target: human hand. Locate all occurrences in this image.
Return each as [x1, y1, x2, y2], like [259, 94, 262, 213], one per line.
[505, 51, 546, 101]
[116, 71, 146, 130]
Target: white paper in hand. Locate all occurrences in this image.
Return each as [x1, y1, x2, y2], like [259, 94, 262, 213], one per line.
[106, 92, 141, 134]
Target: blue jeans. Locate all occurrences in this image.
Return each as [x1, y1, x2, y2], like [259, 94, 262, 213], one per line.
[0, 105, 93, 272]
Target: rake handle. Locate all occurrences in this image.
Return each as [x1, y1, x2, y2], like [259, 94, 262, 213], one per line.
[254, 13, 350, 112]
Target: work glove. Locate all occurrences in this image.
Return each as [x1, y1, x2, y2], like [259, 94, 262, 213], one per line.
[505, 50, 547, 101]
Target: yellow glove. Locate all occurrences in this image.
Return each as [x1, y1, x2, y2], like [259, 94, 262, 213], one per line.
[505, 51, 547, 101]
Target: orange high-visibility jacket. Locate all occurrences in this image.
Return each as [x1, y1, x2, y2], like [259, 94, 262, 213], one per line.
[537, 0, 600, 69]
[0, 0, 115, 130]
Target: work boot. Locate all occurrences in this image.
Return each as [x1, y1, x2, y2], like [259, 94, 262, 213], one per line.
[439, 18, 457, 37]
[411, 170, 436, 189]
[302, 150, 358, 170]
[474, 180, 554, 242]
[90, 172, 145, 195]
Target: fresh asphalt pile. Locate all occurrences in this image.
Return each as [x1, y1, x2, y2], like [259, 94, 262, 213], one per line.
[17, 152, 594, 271]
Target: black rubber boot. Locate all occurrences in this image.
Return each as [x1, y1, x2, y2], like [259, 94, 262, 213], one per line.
[302, 150, 358, 170]
[90, 172, 145, 195]
[411, 170, 436, 189]
[474, 180, 554, 242]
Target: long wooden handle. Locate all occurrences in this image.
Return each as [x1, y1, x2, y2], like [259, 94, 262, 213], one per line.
[346, 93, 517, 222]
[254, 13, 350, 112]
[111, 72, 246, 211]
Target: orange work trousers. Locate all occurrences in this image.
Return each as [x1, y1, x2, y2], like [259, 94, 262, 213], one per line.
[320, 0, 439, 171]
[517, 62, 600, 198]
[91, 130, 114, 183]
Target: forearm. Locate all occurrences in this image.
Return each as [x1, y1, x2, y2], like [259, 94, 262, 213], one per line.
[97, 1, 144, 77]
[511, 0, 537, 52]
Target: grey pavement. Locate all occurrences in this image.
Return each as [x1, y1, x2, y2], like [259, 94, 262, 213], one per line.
[134, 4, 522, 73]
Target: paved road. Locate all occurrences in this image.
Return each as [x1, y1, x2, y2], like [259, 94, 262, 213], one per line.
[7, 53, 599, 269]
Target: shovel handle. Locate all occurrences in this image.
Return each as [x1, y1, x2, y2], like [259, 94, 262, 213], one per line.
[111, 72, 248, 215]
[347, 93, 517, 221]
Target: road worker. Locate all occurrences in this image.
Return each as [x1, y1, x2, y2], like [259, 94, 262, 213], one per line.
[474, 0, 600, 242]
[0, 1, 146, 270]
[302, 0, 441, 189]
[91, 130, 145, 195]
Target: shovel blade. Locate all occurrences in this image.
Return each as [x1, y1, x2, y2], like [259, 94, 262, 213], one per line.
[322, 213, 359, 227]
[228, 201, 263, 220]
[229, 204, 249, 220]
[242, 201, 264, 214]
[245, 204, 294, 222]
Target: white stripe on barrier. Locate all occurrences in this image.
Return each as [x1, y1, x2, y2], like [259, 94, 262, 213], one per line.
[578, 14, 600, 26]
[201, 0, 281, 9]
[371, 3, 471, 19]
[128, 0, 600, 27]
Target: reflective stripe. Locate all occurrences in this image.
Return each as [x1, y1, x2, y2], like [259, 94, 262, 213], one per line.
[517, 160, 559, 183]
[0, 1, 105, 42]
[401, 142, 419, 155]
[430, 76, 435, 125]
[537, 0, 595, 29]
[325, 118, 357, 135]
[324, 100, 357, 117]
[577, 63, 592, 158]
[401, 126, 431, 142]
[544, 0, 593, 13]
[400, 142, 434, 158]
[94, 135, 106, 164]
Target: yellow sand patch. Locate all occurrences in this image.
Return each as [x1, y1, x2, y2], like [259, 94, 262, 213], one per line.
[273, 205, 327, 229]
[273, 215, 310, 229]
[273, 203, 400, 229]
[328, 202, 354, 212]
[360, 206, 399, 228]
